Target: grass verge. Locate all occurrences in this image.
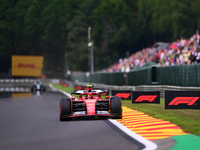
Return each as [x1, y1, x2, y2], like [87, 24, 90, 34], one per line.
[53, 84, 75, 94]
[53, 84, 200, 136]
[122, 100, 200, 136]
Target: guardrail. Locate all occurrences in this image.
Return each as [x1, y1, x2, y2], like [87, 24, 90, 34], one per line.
[2, 78, 199, 98]
[70, 81, 200, 98]
[0, 78, 57, 92]
[0, 79, 37, 83]
[0, 87, 30, 92]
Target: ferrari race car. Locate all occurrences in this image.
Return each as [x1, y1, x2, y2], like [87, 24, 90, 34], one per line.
[59, 85, 122, 121]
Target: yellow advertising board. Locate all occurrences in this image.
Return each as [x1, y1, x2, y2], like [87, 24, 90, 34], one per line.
[12, 55, 44, 77]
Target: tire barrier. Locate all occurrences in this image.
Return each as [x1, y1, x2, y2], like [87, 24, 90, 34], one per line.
[59, 80, 69, 87]
[0, 87, 30, 92]
[0, 79, 37, 83]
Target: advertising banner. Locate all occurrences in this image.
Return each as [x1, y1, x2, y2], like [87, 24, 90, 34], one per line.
[165, 90, 200, 109]
[132, 91, 160, 103]
[12, 55, 43, 77]
[111, 90, 132, 100]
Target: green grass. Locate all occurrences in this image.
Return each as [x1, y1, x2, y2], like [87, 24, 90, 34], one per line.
[53, 84, 75, 95]
[122, 100, 200, 136]
[52, 84, 200, 136]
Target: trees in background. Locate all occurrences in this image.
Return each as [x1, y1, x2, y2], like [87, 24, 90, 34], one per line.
[0, 0, 200, 75]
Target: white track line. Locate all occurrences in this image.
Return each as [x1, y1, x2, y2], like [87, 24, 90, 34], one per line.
[49, 83, 72, 97]
[58, 89, 72, 97]
[51, 84, 157, 150]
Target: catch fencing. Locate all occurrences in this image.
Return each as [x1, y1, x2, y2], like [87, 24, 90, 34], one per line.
[69, 64, 200, 87]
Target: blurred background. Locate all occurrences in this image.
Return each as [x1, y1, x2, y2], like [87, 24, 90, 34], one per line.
[1, 0, 200, 79]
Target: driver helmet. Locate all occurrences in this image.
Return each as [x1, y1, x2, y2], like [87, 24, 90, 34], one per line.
[85, 94, 90, 99]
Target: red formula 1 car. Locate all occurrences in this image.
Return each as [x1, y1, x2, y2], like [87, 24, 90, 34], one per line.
[59, 85, 122, 121]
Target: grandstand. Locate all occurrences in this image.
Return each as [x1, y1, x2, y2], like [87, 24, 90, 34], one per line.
[104, 34, 200, 72]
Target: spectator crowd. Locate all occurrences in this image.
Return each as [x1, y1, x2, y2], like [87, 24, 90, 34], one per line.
[103, 34, 200, 72]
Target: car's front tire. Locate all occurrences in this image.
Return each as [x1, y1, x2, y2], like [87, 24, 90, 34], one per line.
[31, 85, 37, 92]
[59, 98, 71, 121]
[110, 96, 122, 119]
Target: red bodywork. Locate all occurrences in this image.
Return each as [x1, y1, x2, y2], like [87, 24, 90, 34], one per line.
[78, 92, 109, 116]
[66, 92, 114, 118]
[60, 88, 122, 121]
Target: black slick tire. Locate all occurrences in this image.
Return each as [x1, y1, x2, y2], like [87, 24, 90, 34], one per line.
[60, 98, 71, 121]
[40, 85, 46, 92]
[31, 85, 37, 92]
[110, 96, 122, 119]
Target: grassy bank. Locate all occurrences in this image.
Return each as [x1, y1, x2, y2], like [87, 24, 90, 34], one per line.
[122, 100, 200, 136]
[53, 84, 200, 136]
[53, 84, 75, 94]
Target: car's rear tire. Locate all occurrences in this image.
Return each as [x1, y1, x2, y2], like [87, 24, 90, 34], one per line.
[110, 96, 122, 119]
[60, 98, 71, 121]
[40, 85, 46, 92]
[31, 85, 37, 92]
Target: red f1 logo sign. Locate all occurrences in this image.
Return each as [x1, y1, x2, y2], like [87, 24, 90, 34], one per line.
[135, 95, 157, 102]
[168, 97, 199, 105]
[165, 91, 200, 109]
[132, 91, 160, 103]
[115, 93, 131, 99]
[111, 90, 132, 100]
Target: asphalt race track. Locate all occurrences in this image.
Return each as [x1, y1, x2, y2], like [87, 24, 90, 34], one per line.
[0, 91, 146, 150]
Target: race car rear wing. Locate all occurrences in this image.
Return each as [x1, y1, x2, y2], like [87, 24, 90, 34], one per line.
[71, 89, 109, 95]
